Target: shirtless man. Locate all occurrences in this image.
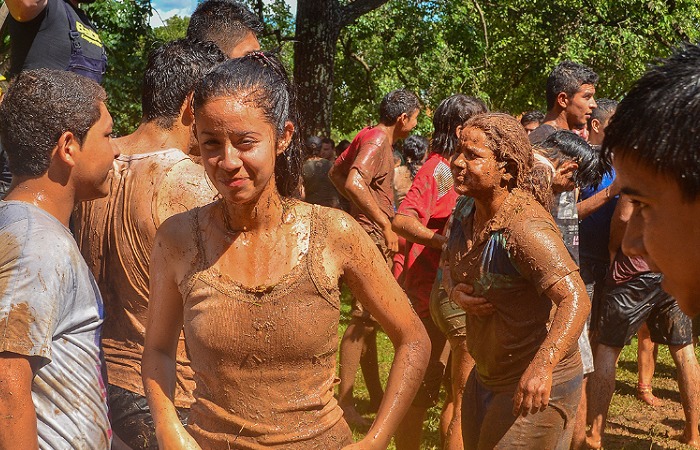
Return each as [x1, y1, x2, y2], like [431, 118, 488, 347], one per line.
[74, 40, 225, 449]
[186, 0, 262, 58]
[0, 69, 118, 449]
[529, 61, 598, 144]
[329, 89, 420, 425]
[601, 43, 700, 317]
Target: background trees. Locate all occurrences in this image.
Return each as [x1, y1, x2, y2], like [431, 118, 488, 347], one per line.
[5, 0, 697, 140]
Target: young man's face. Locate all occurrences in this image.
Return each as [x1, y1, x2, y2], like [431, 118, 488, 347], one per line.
[614, 154, 700, 316]
[320, 143, 334, 160]
[397, 109, 420, 139]
[73, 102, 119, 201]
[565, 83, 597, 129]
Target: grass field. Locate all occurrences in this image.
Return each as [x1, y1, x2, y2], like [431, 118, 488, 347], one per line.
[336, 290, 700, 449]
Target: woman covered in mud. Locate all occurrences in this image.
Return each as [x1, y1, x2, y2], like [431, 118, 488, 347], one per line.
[443, 113, 590, 449]
[142, 53, 429, 449]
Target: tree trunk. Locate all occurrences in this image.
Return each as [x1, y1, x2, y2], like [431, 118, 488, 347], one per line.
[293, 1, 341, 140]
[293, 0, 389, 141]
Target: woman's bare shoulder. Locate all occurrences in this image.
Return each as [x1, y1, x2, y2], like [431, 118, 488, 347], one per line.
[156, 204, 211, 251]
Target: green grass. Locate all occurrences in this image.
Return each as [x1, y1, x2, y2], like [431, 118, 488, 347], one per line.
[337, 287, 700, 449]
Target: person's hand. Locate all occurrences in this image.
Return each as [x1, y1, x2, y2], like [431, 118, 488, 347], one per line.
[512, 361, 553, 417]
[450, 283, 495, 316]
[382, 224, 399, 253]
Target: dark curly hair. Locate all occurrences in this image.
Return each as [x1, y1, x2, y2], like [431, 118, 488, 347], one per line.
[0, 69, 105, 177]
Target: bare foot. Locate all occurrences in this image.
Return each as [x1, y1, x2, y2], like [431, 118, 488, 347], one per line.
[340, 404, 371, 428]
[636, 384, 663, 407]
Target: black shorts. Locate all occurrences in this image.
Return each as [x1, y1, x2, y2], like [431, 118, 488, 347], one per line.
[597, 273, 692, 348]
[109, 385, 189, 450]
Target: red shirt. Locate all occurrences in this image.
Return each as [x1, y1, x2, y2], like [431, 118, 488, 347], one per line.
[395, 152, 457, 318]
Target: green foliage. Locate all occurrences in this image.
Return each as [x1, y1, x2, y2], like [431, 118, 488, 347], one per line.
[242, 0, 295, 71]
[329, 0, 700, 141]
[83, 0, 154, 136]
[153, 15, 189, 43]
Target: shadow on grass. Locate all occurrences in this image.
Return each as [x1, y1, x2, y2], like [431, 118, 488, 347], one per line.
[618, 359, 678, 380]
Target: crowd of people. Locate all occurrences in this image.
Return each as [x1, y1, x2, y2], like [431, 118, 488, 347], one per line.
[1, 0, 700, 449]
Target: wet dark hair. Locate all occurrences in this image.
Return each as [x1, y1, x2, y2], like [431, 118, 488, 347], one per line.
[186, 0, 263, 55]
[321, 137, 335, 149]
[403, 134, 429, 177]
[431, 94, 488, 159]
[536, 130, 607, 189]
[142, 39, 225, 129]
[588, 98, 617, 130]
[463, 113, 549, 207]
[0, 69, 105, 177]
[604, 44, 700, 201]
[403, 135, 428, 162]
[193, 52, 302, 197]
[379, 89, 420, 125]
[520, 110, 544, 126]
[546, 61, 599, 110]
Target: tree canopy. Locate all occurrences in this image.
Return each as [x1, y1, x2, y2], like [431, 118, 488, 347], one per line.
[6, 0, 696, 140]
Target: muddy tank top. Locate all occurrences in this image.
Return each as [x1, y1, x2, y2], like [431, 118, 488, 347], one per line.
[178, 204, 353, 449]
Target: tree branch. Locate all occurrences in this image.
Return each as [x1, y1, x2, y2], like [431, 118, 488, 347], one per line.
[471, 0, 489, 67]
[340, 34, 373, 99]
[338, 0, 389, 29]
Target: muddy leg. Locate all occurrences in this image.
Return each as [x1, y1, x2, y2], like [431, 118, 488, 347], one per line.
[669, 343, 700, 448]
[338, 317, 373, 426]
[586, 343, 622, 449]
[636, 324, 662, 407]
[359, 325, 384, 411]
[394, 405, 427, 450]
[570, 375, 588, 450]
[445, 335, 473, 450]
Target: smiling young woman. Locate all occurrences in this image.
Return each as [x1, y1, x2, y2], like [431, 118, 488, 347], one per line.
[141, 53, 430, 450]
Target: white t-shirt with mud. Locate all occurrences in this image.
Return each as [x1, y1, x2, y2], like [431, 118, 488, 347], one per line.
[0, 201, 111, 449]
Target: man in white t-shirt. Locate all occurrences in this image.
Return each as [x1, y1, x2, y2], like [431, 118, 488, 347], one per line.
[0, 69, 119, 448]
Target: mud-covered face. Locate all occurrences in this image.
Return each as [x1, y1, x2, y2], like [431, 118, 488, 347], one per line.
[450, 127, 504, 198]
[614, 153, 700, 316]
[195, 96, 291, 205]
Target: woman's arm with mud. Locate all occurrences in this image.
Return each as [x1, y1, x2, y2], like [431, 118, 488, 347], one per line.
[510, 220, 590, 417]
[143, 217, 201, 450]
[328, 210, 430, 450]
